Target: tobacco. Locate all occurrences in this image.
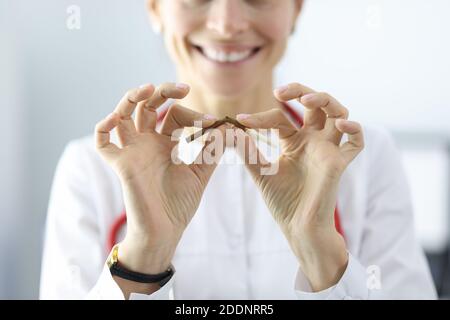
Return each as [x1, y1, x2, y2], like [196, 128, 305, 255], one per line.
[185, 116, 249, 143]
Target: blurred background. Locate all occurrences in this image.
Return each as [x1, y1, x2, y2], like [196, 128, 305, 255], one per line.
[0, 0, 449, 299]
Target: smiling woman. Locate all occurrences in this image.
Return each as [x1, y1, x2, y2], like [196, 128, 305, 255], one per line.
[39, 0, 437, 300]
[154, 0, 296, 103]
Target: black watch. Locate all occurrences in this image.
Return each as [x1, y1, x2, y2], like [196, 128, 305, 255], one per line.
[107, 245, 174, 287]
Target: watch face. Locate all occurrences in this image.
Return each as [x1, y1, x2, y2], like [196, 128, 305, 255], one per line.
[106, 245, 119, 268]
[106, 257, 114, 269]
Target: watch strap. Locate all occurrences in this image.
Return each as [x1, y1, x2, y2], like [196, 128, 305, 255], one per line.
[110, 263, 173, 286]
[107, 244, 174, 287]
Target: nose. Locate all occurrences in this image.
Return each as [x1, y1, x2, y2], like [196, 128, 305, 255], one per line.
[206, 0, 250, 38]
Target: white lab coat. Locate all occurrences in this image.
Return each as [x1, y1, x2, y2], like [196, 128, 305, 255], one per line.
[40, 102, 437, 300]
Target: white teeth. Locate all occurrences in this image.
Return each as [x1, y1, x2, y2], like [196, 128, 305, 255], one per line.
[202, 48, 254, 63]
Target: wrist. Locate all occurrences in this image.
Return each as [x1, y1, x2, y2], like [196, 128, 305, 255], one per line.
[290, 228, 348, 292]
[118, 236, 178, 275]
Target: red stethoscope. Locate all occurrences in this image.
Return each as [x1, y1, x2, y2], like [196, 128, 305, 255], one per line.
[107, 103, 344, 251]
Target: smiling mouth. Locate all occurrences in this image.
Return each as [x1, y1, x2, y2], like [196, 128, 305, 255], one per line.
[192, 45, 262, 64]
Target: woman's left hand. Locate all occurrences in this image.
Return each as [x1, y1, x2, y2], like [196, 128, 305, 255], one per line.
[235, 83, 365, 291]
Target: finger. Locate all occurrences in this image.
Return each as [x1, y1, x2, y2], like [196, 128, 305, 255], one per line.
[146, 83, 190, 110]
[335, 119, 364, 163]
[274, 82, 315, 101]
[137, 82, 190, 133]
[136, 83, 189, 133]
[114, 84, 154, 145]
[95, 112, 121, 162]
[140, 82, 190, 129]
[273, 82, 327, 129]
[189, 124, 228, 183]
[135, 99, 160, 134]
[234, 128, 272, 182]
[159, 104, 217, 138]
[236, 108, 298, 139]
[300, 92, 349, 144]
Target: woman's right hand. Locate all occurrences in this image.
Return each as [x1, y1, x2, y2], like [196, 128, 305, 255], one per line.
[95, 83, 225, 276]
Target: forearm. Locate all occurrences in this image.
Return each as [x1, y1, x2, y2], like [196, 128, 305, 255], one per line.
[289, 177, 348, 292]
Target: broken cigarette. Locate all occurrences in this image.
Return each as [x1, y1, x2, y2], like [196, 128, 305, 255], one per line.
[185, 116, 273, 146]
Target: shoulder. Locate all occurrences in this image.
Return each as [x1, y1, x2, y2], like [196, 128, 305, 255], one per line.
[342, 124, 404, 185]
[50, 134, 123, 223]
[362, 125, 398, 155]
[56, 134, 114, 183]
[351, 124, 410, 206]
[360, 125, 402, 172]
[62, 134, 99, 161]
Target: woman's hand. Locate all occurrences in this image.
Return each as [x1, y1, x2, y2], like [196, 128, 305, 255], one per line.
[235, 83, 365, 291]
[95, 83, 225, 278]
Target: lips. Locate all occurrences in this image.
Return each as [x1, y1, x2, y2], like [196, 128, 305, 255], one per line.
[192, 44, 262, 64]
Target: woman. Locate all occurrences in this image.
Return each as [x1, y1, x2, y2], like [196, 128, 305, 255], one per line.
[40, 0, 436, 299]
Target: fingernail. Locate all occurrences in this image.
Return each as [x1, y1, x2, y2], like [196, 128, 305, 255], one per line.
[237, 114, 250, 121]
[274, 85, 288, 95]
[176, 83, 190, 90]
[139, 83, 153, 90]
[301, 93, 316, 102]
[335, 119, 348, 126]
[203, 114, 216, 121]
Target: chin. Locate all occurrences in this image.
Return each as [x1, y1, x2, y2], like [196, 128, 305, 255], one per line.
[201, 75, 255, 98]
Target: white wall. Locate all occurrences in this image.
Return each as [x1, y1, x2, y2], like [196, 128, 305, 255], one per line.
[278, 0, 450, 134]
[401, 144, 449, 253]
[0, 16, 28, 299]
[1, 0, 449, 298]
